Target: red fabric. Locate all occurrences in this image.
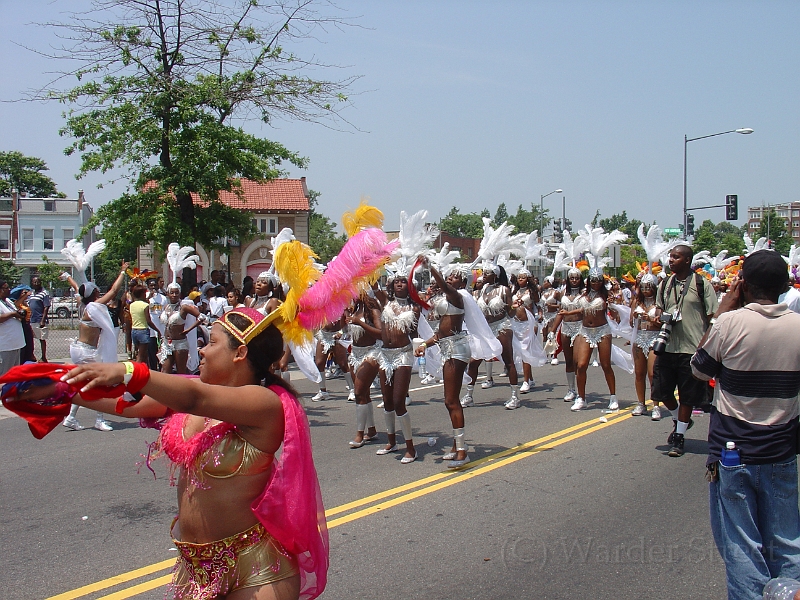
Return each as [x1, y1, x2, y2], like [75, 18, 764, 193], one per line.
[0, 363, 127, 439]
[252, 385, 329, 600]
[126, 362, 151, 394]
[408, 256, 430, 310]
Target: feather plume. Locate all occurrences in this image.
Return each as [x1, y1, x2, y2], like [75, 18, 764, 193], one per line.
[743, 232, 770, 255]
[555, 230, 588, 267]
[387, 210, 439, 277]
[637, 224, 682, 267]
[299, 229, 399, 331]
[785, 245, 800, 268]
[550, 249, 571, 275]
[271, 240, 321, 346]
[473, 218, 527, 267]
[691, 250, 711, 268]
[60, 239, 106, 284]
[496, 254, 524, 277]
[523, 232, 551, 263]
[431, 243, 461, 275]
[166, 243, 200, 286]
[576, 225, 627, 264]
[709, 250, 737, 273]
[342, 200, 384, 238]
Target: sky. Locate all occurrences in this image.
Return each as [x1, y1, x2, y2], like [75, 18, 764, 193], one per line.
[1, 0, 798, 233]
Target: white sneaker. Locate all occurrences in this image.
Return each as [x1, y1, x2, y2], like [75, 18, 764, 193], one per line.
[607, 396, 619, 411]
[591, 360, 599, 367]
[62, 416, 84, 431]
[420, 374, 436, 385]
[564, 390, 576, 402]
[631, 403, 646, 416]
[550, 357, 559, 366]
[570, 397, 585, 411]
[505, 396, 520, 410]
[480, 379, 494, 389]
[519, 381, 530, 394]
[651, 406, 662, 421]
[94, 419, 113, 432]
[405, 395, 413, 406]
[311, 390, 331, 402]
[347, 390, 356, 402]
[460, 394, 474, 408]
[376, 401, 385, 408]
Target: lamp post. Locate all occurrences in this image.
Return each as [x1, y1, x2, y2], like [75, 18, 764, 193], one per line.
[540, 189, 563, 241]
[683, 128, 753, 236]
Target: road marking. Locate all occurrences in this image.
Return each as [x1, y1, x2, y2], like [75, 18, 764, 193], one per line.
[45, 406, 635, 599]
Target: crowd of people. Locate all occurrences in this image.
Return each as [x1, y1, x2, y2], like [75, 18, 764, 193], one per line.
[3, 215, 800, 600]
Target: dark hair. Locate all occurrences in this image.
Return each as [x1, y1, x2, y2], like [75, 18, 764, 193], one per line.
[565, 271, 586, 294]
[228, 288, 243, 305]
[496, 266, 509, 288]
[78, 283, 96, 305]
[635, 279, 656, 306]
[223, 314, 297, 396]
[132, 285, 147, 300]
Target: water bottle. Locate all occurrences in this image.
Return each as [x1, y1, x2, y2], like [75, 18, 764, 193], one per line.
[720, 441, 741, 467]
[418, 354, 427, 378]
[763, 578, 800, 600]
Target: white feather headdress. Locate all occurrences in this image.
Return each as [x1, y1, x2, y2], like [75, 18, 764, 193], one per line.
[166, 243, 200, 289]
[386, 210, 438, 278]
[431, 242, 461, 276]
[709, 250, 737, 274]
[576, 225, 626, 269]
[555, 230, 588, 268]
[637, 224, 682, 269]
[60, 239, 106, 285]
[470, 218, 526, 271]
[784, 245, 800, 268]
[691, 250, 712, 269]
[523, 231, 552, 264]
[496, 254, 525, 277]
[550, 249, 571, 276]
[743, 232, 770, 255]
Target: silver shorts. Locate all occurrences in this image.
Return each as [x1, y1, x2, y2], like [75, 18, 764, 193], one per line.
[576, 323, 612, 349]
[488, 317, 513, 337]
[560, 320, 581, 346]
[349, 343, 380, 373]
[635, 329, 659, 358]
[314, 330, 338, 354]
[378, 343, 414, 384]
[438, 331, 471, 364]
[70, 340, 98, 364]
[541, 312, 558, 327]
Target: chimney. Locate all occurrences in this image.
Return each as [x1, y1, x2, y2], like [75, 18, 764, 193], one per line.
[78, 189, 85, 209]
[11, 188, 18, 211]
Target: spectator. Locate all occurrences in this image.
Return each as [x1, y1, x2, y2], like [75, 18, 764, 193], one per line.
[10, 285, 35, 363]
[129, 285, 157, 363]
[691, 250, 800, 600]
[207, 285, 227, 322]
[146, 277, 167, 370]
[653, 244, 718, 457]
[0, 279, 26, 376]
[28, 276, 51, 362]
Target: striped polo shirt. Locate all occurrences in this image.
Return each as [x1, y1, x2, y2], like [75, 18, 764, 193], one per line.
[691, 302, 800, 464]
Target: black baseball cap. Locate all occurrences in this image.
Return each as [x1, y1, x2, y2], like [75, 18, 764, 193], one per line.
[742, 250, 788, 289]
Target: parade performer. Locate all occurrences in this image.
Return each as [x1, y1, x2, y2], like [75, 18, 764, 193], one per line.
[566, 225, 627, 411]
[461, 218, 526, 409]
[552, 231, 588, 403]
[3, 305, 329, 600]
[311, 313, 353, 402]
[345, 295, 382, 447]
[60, 238, 128, 432]
[160, 244, 207, 375]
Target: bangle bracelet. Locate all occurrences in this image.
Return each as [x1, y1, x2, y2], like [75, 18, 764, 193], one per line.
[126, 361, 151, 394]
[122, 361, 135, 385]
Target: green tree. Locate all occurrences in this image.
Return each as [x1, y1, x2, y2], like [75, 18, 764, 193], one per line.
[692, 219, 718, 254]
[507, 203, 550, 234]
[35, 256, 66, 290]
[0, 258, 23, 284]
[0, 151, 65, 197]
[47, 0, 353, 287]
[599, 211, 629, 233]
[493, 203, 509, 226]
[439, 207, 486, 238]
[308, 190, 345, 263]
[757, 208, 791, 254]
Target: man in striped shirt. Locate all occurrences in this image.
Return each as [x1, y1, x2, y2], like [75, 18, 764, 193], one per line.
[691, 250, 800, 600]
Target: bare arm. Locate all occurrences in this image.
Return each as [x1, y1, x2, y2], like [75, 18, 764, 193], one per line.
[97, 261, 130, 305]
[427, 262, 464, 308]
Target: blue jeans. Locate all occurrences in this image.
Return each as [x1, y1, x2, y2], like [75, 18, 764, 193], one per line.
[709, 457, 800, 600]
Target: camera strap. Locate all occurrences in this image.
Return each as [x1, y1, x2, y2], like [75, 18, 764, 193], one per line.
[664, 274, 693, 315]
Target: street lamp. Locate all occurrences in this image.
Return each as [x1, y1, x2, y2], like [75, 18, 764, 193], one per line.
[683, 128, 753, 236]
[540, 189, 563, 240]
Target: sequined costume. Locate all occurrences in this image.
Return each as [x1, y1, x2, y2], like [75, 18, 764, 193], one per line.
[377, 343, 414, 384]
[576, 323, 612, 348]
[314, 329, 338, 354]
[437, 331, 471, 364]
[349, 342, 381, 373]
[635, 330, 659, 358]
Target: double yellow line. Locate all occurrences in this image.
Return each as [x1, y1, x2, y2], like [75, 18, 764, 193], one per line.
[47, 407, 636, 599]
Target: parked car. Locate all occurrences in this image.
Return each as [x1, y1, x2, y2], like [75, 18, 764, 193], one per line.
[51, 296, 79, 319]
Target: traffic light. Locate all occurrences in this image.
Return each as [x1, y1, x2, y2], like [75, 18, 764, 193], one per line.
[553, 219, 563, 243]
[686, 213, 695, 237]
[726, 195, 738, 221]
[563, 218, 572, 233]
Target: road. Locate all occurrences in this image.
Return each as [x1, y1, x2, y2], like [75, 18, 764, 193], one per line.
[0, 360, 728, 600]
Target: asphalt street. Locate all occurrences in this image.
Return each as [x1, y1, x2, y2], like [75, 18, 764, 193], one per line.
[1, 360, 728, 600]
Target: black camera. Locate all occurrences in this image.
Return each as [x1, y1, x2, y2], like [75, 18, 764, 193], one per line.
[652, 312, 676, 356]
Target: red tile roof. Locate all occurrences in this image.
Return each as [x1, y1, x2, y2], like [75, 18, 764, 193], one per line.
[200, 178, 309, 212]
[146, 178, 310, 212]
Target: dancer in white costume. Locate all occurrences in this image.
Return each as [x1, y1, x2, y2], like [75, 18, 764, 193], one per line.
[345, 295, 381, 448]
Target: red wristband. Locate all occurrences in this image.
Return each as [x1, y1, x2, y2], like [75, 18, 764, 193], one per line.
[126, 362, 151, 394]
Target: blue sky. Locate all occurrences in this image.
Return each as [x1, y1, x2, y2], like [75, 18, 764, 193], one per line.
[1, 0, 797, 232]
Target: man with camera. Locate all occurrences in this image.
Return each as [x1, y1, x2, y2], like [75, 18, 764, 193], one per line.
[690, 250, 800, 600]
[652, 244, 718, 457]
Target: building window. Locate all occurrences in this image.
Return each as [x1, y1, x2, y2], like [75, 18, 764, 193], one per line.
[43, 228, 54, 250]
[749, 211, 760, 219]
[794, 210, 800, 217]
[778, 210, 789, 218]
[62, 228, 74, 248]
[0, 229, 9, 250]
[22, 228, 33, 251]
[749, 222, 759, 229]
[44, 200, 55, 212]
[252, 218, 278, 235]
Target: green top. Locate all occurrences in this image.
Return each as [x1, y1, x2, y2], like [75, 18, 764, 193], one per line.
[656, 274, 719, 355]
